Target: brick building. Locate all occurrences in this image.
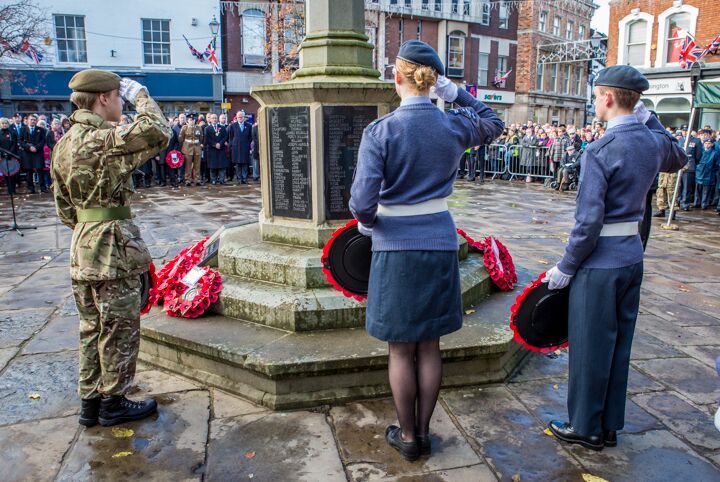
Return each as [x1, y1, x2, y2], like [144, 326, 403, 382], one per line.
[366, 0, 518, 121]
[607, 0, 720, 128]
[512, 0, 597, 126]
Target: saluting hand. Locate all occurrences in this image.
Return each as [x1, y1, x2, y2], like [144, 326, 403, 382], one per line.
[119, 78, 148, 104]
[431, 75, 459, 103]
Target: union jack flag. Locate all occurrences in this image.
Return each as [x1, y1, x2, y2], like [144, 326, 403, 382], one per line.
[183, 35, 206, 61]
[706, 33, 720, 55]
[679, 32, 706, 68]
[492, 68, 512, 88]
[205, 37, 220, 73]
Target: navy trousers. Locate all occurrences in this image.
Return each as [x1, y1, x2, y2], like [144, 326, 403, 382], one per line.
[680, 171, 695, 208]
[568, 262, 643, 436]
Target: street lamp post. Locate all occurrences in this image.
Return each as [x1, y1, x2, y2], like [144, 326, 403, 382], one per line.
[209, 16, 220, 36]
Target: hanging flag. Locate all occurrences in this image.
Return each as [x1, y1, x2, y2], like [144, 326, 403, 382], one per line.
[183, 35, 206, 61]
[205, 37, 219, 73]
[705, 33, 720, 55]
[25, 45, 43, 64]
[679, 32, 706, 68]
[492, 68, 513, 87]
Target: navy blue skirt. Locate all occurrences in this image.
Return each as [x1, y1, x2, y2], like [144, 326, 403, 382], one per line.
[365, 250, 463, 342]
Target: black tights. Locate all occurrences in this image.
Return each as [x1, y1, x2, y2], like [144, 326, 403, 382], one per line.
[387, 338, 442, 442]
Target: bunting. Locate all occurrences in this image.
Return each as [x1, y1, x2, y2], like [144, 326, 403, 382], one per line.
[492, 68, 512, 88]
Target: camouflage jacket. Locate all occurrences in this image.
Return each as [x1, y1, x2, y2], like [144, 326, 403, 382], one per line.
[51, 92, 171, 280]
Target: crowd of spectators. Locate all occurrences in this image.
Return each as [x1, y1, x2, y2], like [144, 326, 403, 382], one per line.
[0, 110, 260, 196]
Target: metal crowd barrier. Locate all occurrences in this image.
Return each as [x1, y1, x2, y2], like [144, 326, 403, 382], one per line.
[458, 144, 555, 181]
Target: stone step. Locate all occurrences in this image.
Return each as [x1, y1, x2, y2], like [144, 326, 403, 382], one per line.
[140, 277, 528, 410]
[218, 222, 471, 289]
[213, 253, 492, 332]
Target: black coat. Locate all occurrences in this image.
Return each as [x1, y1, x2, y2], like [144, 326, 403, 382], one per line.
[228, 121, 252, 165]
[20, 125, 46, 169]
[0, 128, 18, 157]
[205, 124, 229, 169]
[252, 123, 260, 161]
[685, 136, 703, 172]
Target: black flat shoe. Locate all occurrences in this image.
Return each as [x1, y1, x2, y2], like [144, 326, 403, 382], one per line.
[416, 434, 431, 456]
[604, 430, 617, 447]
[548, 421, 604, 451]
[385, 425, 419, 461]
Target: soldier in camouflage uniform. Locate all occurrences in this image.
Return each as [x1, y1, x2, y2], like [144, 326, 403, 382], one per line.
[51, 69, 171, 427]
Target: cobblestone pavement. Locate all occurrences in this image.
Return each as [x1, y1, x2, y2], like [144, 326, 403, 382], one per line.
[0, 180, 718, 482]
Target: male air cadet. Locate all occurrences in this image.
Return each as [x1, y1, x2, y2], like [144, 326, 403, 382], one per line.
[543, 65, 687, 450]
[51, 70, 171, 427]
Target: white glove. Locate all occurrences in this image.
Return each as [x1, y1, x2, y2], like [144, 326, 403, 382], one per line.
[431, 75, 458, 103]
[542, 265, 573, 290]
[119, 78, 148, 104]
[633, 100, 651, 125]
[357, 222, 373, 237]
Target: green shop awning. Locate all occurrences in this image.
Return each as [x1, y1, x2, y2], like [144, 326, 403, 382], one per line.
[694, 77, 720, 109]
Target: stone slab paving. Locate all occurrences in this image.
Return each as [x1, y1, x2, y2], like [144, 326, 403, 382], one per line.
[1, 181, 719, 480]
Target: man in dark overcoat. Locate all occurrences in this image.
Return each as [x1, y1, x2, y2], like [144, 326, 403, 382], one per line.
[228, 110, 252, 184]
[205, 113, 228, 184]
[20, 114, 47, 193]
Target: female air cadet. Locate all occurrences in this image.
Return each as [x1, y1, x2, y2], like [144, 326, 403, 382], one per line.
[349, 40, 504, 461]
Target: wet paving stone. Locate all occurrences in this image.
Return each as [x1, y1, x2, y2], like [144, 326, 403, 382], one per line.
[508, 350, 569, 383]
[57, 390, 210, 481]
[442, 385, 586, 481]
[0, 347, 16, 371]
[677, 345, 720, 369]
[565, 430, 720, 482]
[210, 388, 268, 420]
[330, 398, 481, 478]
[507, 379, 662, 436]
[0, 351, 78, 426]
[630, 331, 686, 361]
[205, 411, 345, 482]
[633, 391, 720, 451]
[634, 357, 720, 406]
[0, 416, 78, 482]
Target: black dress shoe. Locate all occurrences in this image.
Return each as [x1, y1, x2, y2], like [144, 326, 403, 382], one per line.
[79, 398, 101, 427]
[652, 210, 666, 218]
[548, 421, 604, 451]
[99, 395, 157, 427]
[604, 430, 617, 447]
[416, 434, 431, 456]
[385, 425, 419, 461]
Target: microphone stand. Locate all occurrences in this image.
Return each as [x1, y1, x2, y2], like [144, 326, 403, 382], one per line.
[0, 146, 36, 236]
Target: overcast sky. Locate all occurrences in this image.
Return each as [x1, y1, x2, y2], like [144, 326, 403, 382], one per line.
[591, 0, 610, 35]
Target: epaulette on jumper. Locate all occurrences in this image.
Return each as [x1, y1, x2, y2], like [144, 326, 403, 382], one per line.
[447, 107, 478, 123]
[586, 132, 615, 152]
[366, 111, 395, 130]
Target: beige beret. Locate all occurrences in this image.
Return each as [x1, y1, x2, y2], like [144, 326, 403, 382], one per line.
[68, 69, 121, 93]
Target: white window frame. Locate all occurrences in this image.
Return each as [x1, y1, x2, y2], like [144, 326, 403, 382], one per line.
[480, 1, 491, 26]
[536, 64, 544, 91]
[496, 55, 508, 79]
[562, 64, 570, 94]
[549, 64, 558, 93]
[574, 66, 582, 96]
[499, 2, 509, 29]
[539, 11, 547, 32]
[566, 20, 574, 40]
[656, 4, 698, 67]
[553, 16, 561, 36]
[578, 25, 586, 41]
[447, 34, 465, 78]
[617, 11, 653, 68]
[53, 14, 88, 64]
[478, 52, 489, 87]
[242, 9, 266, 67]
[142, 18, 171, 66]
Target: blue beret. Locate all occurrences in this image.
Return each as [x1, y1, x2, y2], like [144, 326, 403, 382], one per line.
[595, 65, 649, 93]
[397, 40, 445, 76]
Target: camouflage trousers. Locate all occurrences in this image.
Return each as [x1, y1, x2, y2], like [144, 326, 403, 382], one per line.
[656, 172, 679, 211]
[72, 276, 141, 399]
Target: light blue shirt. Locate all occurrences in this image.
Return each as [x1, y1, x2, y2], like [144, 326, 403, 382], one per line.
[607, 114, 638, 130]
[400, 96, 432, 107]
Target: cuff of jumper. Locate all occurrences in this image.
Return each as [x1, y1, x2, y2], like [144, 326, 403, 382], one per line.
[557, 258, 579, 276]
[454, 88, 475, 107]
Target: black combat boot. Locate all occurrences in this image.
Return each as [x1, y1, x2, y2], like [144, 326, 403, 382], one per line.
[79, 398, 101, 427]
[652, 210, 666, 218]
[98, 395, 158, 427]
